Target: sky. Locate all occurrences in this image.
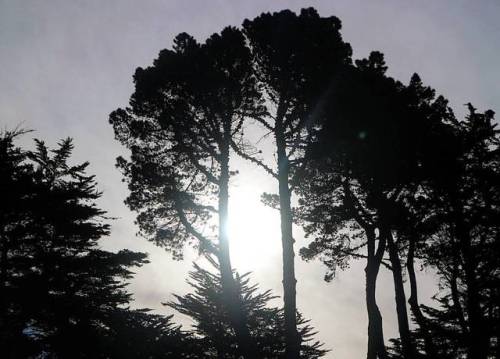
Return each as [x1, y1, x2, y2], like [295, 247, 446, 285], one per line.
[1, 1, 499, 357]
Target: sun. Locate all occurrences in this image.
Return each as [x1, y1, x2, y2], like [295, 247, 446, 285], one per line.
[227, 185, 282, 272]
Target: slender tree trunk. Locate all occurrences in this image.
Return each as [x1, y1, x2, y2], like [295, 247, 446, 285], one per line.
[452, 207, 489, 359]
[384, 227, 415, 359]
[459, 236, 489, 359]
[463, 262, 489, 359]
[365, 229, 388, 359]
[447, 195, 491, 358]
[449, 262, 468, 334]
[406, 236, 438, 358]
[0, 235, 7, 315]
[218, 134, 255, 358]
[275, 113, 300, 359]
[0, 233, 9, 356]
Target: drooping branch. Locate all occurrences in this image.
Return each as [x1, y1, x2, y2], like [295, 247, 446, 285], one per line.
[174, 201, 218, 255]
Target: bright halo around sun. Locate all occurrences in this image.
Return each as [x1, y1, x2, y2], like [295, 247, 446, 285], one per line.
[227, 185, 282, 272]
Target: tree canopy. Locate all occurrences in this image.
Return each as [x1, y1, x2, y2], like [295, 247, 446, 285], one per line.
[2, 6, 499, 359]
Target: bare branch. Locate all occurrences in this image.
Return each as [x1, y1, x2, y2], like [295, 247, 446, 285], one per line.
[238, 112, 275, 132]
[230, 139, 278, 178]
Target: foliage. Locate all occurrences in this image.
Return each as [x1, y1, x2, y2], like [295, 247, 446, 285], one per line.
[168, 262, 328, 358]
[109, 27, 263, 258]
[0, 132, 190, 358]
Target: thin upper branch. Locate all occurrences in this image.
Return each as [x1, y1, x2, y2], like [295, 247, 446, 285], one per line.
[230, 139, 278, 178]
[238, 112, 275, 132]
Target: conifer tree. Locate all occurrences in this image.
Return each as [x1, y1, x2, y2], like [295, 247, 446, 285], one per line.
[168, 262, 328, 358]
[407, 105, 500, 359]
[295, 52, 455, 359]
[109, 27, 263, 357]
[240, 9, 352, 357]
[0, 132, 190, 358]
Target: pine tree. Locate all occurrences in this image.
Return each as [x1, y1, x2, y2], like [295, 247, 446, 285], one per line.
[408, 105, 500, 358]
[295, 52, 455, 359]
[109, 27, 263, 357]
[0, 132, 190, 358]
[168, 262, 328, 358]
[240, 9, 353, 357]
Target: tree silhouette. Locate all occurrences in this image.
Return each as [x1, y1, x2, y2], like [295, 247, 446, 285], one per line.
[168, 261, 328, 358]
[1, 7, 495, 359]
[240, 9, 352, 357]
[400, 105, 500, 359]
[109, 27, 263, 357]
[0, 130, 38, 357]
[0, 132, 190, 358]
[296, 52, 456, 359]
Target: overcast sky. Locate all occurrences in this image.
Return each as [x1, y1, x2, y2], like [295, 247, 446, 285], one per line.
[1, 1, 499, 357]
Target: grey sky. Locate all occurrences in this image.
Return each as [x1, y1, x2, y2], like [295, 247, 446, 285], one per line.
[1, 1, 499, 357]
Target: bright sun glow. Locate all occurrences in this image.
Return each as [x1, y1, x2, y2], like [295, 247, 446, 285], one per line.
[227, 186, 282, 271]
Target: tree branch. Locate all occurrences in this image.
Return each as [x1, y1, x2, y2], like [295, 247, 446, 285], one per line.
[174, 201, 218, 255]
[230, 140, 278, 178]
[342, 180, 374, 230]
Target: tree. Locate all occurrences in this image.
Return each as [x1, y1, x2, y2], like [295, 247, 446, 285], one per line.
[168, 261, 328, 358]
[407, 105, 500, 359]
[0, 129, 39, 357]
[296, 52, 455, 359]
[0, 132, 189, 358]
[109, 27, 263, 357]
[240, 9, 353, 357]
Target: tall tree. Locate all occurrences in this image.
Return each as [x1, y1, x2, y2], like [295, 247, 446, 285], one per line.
[407, 105, 500, 359]
[110, 27, 263, 357]
[0, 132, 187, 358]
[296, 52, 454, 359]
[297, 174, 390, 359]
[0, 130, 37, 357]
[240, 9, 352, 357]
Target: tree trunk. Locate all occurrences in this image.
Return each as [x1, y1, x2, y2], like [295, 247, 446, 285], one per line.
[450, 262, 468, 334]
[384, 227, 415, 359]
[406, 236, 438, 358]
[0, 234, 9, 357]
[452, 206, 489, 359]
[447, 194, 491, 358]
[0, 235, 7, 316]
[218, 135, 255, 358]
[275, 114, 300, 359]
[459, 236, 489, 359]
[365, 229, 388, 359]
[463, 263, 489, 359]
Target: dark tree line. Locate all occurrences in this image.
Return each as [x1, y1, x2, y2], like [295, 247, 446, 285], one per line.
[294, 41, 500, 359]
[1, 6, 499, 359]
[110, 7, 499, 359]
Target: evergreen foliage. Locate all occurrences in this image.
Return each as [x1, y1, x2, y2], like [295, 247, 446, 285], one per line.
[0, 132, 190, 358]
[168, 262, 327, 358]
